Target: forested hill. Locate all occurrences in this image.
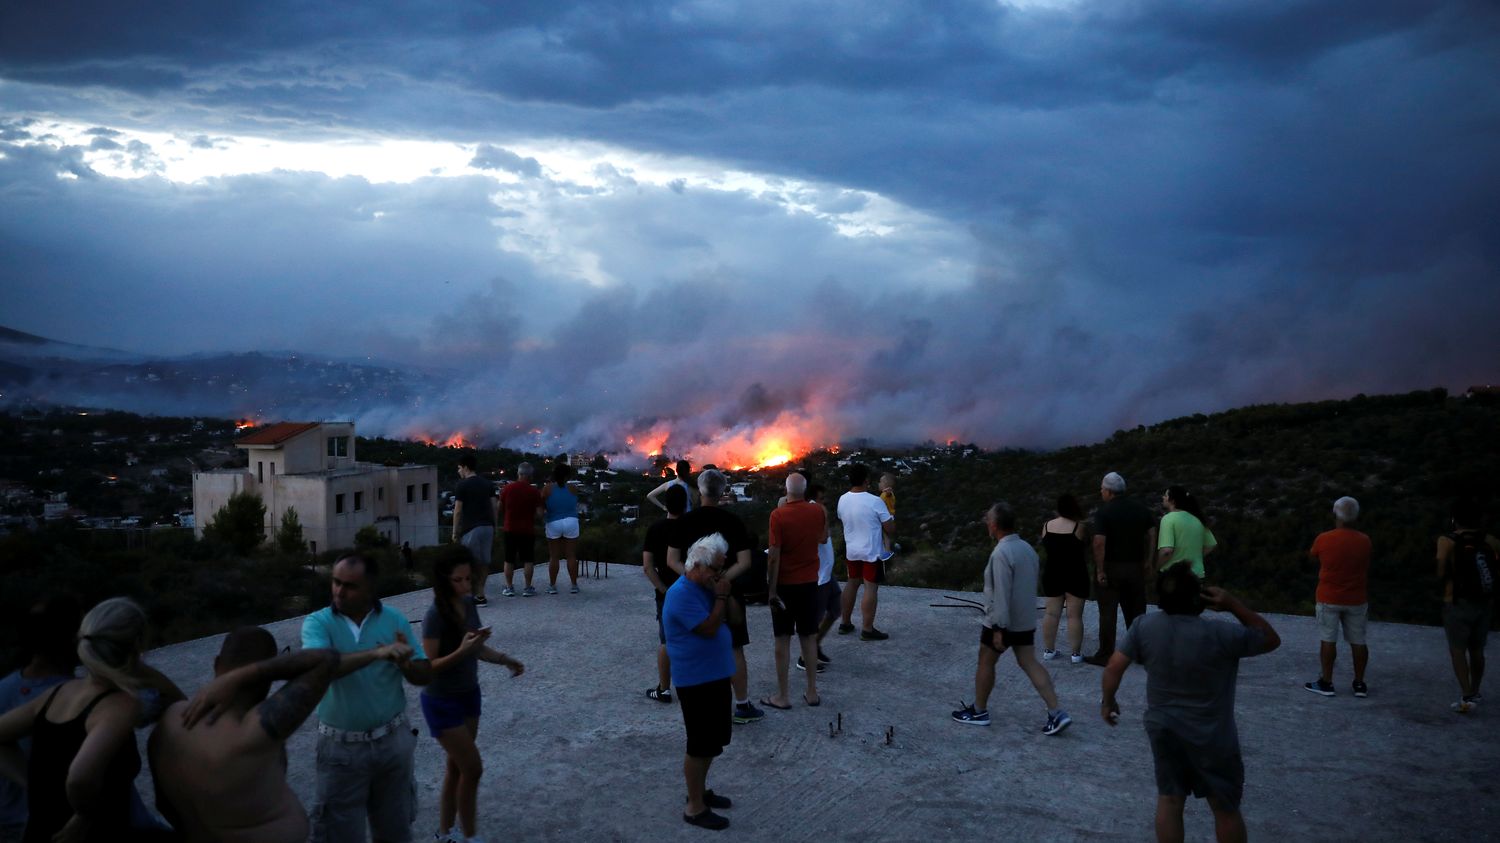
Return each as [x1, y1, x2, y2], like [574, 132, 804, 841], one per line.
[893, 388, 1499, 625]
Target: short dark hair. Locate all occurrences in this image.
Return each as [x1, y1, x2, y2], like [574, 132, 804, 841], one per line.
[458, 454, 477, 471]
[334, 551, 379, 583]
[663, 484, 688, 515]
[1156, 565, 1205, 616]
[806, 481, 825, 503]
[675, 460, 691, 481]
[553, 462, 573, 483]
[23, 595, 82, 670]
[848, 464, 869, 487]
[218, 626, 278, 672]
[987, 502, 1017, 532]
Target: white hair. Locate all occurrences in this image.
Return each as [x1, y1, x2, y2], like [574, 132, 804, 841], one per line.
[1102, 472, 1126, 493]
[785, 473, 807, 497]
[1333, 496, 1360, 523]
[685, 533, 729, 571]
[698, 469, 728, 500]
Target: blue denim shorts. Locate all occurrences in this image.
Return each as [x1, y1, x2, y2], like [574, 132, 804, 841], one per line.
[420, 687, 482, 736]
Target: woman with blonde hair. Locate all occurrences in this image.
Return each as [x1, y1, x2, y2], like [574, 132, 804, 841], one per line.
[0, 597, 154, 842]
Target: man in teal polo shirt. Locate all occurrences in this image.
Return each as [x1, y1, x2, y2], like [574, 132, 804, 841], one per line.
[302, 552, 433, 843]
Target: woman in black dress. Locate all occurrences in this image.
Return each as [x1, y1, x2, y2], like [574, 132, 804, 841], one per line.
[1039, 494, 1090, 664]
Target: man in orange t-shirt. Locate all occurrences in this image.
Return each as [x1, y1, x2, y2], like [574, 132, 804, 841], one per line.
[1303, 496, 1372, 698]
[763, 472, 828, 710]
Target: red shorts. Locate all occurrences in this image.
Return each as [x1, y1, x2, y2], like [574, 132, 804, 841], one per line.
[846, 559, 885, 583]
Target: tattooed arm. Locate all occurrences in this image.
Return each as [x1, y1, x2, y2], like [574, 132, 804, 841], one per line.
[180, 649, 343, 741]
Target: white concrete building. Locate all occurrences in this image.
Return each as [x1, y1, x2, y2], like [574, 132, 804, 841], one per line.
[193, 421, 439, 554]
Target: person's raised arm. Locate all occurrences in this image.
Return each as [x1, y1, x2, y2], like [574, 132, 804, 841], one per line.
[0, 692, 50, 785]
[182, 648, 344, 732]
[135, 661, 187, 709]
[645, 480, 674, 512]
[1203, 587, 1280, 654]
[424, 628, 491, 675]
[692, 576, 732, 637]
[1099, 651, 1132, 725]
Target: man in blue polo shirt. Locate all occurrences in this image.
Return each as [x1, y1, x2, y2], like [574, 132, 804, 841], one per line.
[302, 552, 433, 843]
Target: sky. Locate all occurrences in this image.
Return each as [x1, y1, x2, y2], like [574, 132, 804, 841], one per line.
[2, 1, 1498, 461]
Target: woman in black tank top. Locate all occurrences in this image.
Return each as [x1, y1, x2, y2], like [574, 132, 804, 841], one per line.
[0, 598, 153, 842]
[1039, 494, 1091, 663]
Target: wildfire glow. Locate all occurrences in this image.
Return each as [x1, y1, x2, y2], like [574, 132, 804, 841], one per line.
[234, 419, 257, 431]
[624, 413, 836, 472]
[410, 431, 473, 448]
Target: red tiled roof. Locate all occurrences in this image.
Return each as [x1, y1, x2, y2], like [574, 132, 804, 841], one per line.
[235, 422, 321, 446]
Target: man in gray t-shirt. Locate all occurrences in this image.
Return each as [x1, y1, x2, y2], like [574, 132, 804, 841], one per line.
[1101, 566, 1280, 843]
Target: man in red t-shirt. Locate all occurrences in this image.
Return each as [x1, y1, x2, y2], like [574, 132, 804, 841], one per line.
[499, 463, 544, 597]
[1303, 496, 1372, 698]
[763, 472, 828, 710]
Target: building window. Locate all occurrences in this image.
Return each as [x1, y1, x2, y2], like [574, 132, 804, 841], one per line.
[335, 493, 345, 514]
[257, 461, 264, 482]
[406, 484, 415, 503]
[327, 436, 349, 457]
[377, 487, 384, 502]
[421, 483, 430, 501]
[269, 463, 276, 476]
[354, 491, 364, 511]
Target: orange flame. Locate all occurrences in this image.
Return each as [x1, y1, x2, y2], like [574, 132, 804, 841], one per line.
[624, 413, 835, 471]
[234, 418, 258, 431]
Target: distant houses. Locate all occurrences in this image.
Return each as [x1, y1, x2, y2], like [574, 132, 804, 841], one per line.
[193, 421, 439, 555]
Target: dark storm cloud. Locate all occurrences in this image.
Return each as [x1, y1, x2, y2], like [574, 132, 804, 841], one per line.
[0, 1, 1497, 452]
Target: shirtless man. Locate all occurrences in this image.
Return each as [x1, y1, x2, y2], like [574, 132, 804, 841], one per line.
[149, 626, 411, 843]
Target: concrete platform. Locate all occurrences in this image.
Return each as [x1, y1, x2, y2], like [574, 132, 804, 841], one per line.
[138, 567, 1498, 842]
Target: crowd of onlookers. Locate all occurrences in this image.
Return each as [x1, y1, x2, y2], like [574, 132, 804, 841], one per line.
[0, 455, 1492, 843]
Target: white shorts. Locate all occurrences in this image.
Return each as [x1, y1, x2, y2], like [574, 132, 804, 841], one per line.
[545, 517, 580, 540]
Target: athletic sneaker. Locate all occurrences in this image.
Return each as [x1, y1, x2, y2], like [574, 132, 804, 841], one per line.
[795, 657, 827, 673]
[1352, 681, 1369, 698]
[878, 549, 895, 562]
[1467, 693, 1483, 704]
[1452, 699, 1475, 714]
[1304, 679, 1336, 697]
[546, 585, 559, 595]
[837, 622, 855, 635]
[647, 686, 673, 703]
[733, 702, 765, 724]
[523, 586, 537, 597]
[860, 628, 890, 641]
[1041, 649, 1058, 661]
[472, 595, 488, 606]
[1070, 652, 1084, 665]
[501, 587, 516, 597]
[816, 648, 831, 664]
[570, 584, 580, 594]
[1042, 710, 1073, 736]
[435, 831, 459, 843]
[951, 703, 990, 726]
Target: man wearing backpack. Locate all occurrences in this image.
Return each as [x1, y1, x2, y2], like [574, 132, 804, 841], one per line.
[1436, 498, 1499, 713]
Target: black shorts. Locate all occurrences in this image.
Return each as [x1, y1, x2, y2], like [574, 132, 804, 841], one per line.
[1042, 560, 1090, 599]
[1146, 724, 1245, 809]
[503, 531, 535, 566]
[771, 582, 820, 637]
[677, 677, 733, 758]
[981, 625, 1034, 651]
